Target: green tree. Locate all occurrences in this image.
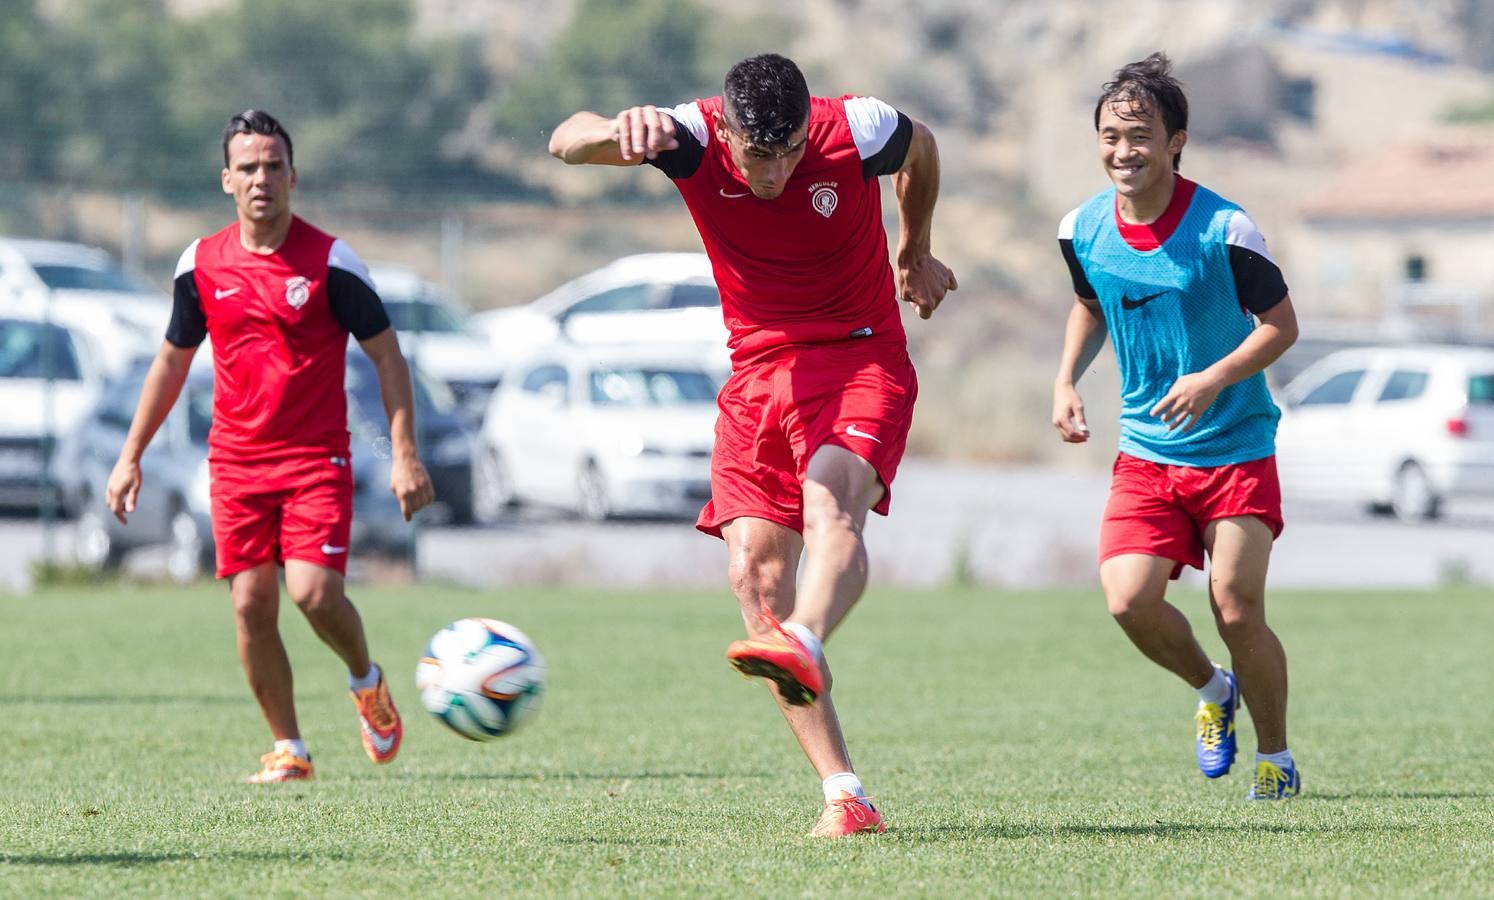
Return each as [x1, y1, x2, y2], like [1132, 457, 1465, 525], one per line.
[0, 1, 65, 181]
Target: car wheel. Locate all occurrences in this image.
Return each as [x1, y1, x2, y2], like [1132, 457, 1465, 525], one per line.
[166, 504, 209, 583]
[472, 446, 515, 524]
[576, 460, 611, 522]
[74, 502, 117, 570]
[1390, 461, 1441, 522]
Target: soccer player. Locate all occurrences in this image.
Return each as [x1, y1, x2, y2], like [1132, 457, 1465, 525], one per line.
[549, 54, 956, 836]
[105, 110, 435, 783]
[1052, 54, 1302, 799]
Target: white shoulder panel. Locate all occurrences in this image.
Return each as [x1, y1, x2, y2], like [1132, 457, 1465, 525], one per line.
[1225, 210, 1276, 264]
[663, 102, 709, 146]
[1057, 208, 1081, 240]
[173, 239, 200, 278]
[844, 96, 900, 159]
[328, 238, 377, 291]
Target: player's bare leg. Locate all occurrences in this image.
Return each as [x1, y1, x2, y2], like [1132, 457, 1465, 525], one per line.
[1099, 554, 1215, 687]
[1204, 516, 1287, 753]
[230, 562, 299, 742]
[285, 560, 370, 677]
[793, 445, 882, 640]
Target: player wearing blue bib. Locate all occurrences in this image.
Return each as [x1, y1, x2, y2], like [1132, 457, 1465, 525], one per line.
[1051, 53, 1302, 800]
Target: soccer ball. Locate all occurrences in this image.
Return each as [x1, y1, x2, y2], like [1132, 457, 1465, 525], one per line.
[416, 618, 545, 741]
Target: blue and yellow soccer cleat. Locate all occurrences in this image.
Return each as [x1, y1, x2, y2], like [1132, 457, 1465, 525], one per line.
[1248, 759, 1302, 800]
[1194, 669, 1239, 778]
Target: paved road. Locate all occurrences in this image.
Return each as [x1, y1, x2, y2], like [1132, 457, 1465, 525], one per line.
[5, 459, 1490, 593]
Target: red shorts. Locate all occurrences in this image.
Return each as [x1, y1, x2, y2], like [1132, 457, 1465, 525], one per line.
[697, 339, 917, 538]
[1099, 452, 1284, 579]
[210, 454, 354, 579]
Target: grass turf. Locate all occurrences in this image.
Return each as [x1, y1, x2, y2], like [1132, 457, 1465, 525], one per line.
[2, 582, 1490, 897]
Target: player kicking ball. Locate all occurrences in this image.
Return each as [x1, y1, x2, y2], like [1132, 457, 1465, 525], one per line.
[549, 54, 956, 835]
[1052, 54, 1302, 799]
[106, 111, 434, 783]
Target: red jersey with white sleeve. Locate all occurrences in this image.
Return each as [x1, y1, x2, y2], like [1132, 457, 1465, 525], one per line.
[166, 217, 391, 462]
[647, 95, 915, 365]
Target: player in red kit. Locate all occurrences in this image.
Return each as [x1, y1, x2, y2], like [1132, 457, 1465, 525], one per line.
[550, 54, 957, 837]
[106, 111, 434, 783]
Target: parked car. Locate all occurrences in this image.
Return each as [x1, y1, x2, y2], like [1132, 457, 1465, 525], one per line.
[469, 253, 724, 357]
[57, 351, 414, 581]
[0, 238, 169, 376]
[367, 263, 506, 426]
[1275, 344, 1494, 520]
[477, 342, 720, 521]
[0, 316, 107, 511]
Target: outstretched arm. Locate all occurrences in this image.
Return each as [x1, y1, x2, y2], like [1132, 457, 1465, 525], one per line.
[107, 341, 196, 522]
[358, 328, 436, 520]
[549, 106, 680, 166]
[892, 118, 958, 319]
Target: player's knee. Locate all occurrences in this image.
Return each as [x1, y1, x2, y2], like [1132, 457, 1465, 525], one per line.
[727, 553, 792, 624]
[232, 590, 277, 634]
[291, 583, 341, 620]
[1212, 592, 1265, 642]
[1103, 589, 1152, 628]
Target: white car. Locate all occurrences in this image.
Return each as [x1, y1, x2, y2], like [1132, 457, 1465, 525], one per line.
[367, 263, 506, 425]
[0, 238, 170, 376]
[0, 315, 107, 510]
[476, 342, 720, 521]
[469, 253, 724, 357]
[1276, 344, 1494, 520]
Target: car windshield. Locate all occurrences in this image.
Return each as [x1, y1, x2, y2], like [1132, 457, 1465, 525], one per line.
[186, 383, 214, 444]
[669, 283, 720, 308]
[385, 299, 464, 333]
[345, 354, 455, 417]
[589, 367, 717, 407]
[0, 320, 82, 380]
[1470, 374, 1494, 405]
[32, 263, 153, 294]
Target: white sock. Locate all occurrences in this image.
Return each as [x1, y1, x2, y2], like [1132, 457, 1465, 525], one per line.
[275, 738, 308, 760]
[349, 662, 382, 692]
[822, 771, 866, 803]
[1196, 665, 1231, 706]
[1256, 749, 1294, 768]
[782, 622, 823, 664]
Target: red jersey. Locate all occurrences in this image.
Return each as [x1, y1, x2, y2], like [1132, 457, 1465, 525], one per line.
[167, 217, 390, 462]
[648, 95, 914, 365]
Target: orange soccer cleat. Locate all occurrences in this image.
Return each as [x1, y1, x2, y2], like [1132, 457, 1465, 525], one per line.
[725, 614, 825, 706]
[351, 667, 403, 764]
[246, 748, 314, 784]
[809, 791, 886, 838]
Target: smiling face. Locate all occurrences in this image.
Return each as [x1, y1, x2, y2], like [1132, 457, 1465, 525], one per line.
[713, 114, 808, 200]
[221, 132, 295, 226]
[1096, 98, 1186, 208]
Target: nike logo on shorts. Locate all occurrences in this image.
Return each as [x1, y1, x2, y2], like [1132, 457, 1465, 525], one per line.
[845, 424, 882, 444]
[215, 287, 242, 300]
[719, 188, 751, 198]
[322, 544, 348, 555]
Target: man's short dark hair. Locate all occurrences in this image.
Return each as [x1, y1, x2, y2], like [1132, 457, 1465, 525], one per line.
[1094, 52, 1188, 170]
[221, 109, 294, 166]
[722, 54, 811, 148]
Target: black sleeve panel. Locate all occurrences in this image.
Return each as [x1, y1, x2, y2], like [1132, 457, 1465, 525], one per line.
[645, 114, 706, 179]
[165, 272, 207, 348]
[327, 267, 393, 340]
[1058, 239, 1098, 300]
[1228, 245, 1289, 315]
[862, 112, 914, 180]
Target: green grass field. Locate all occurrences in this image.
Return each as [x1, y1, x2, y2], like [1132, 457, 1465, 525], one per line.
[2, 581, 1491, 897]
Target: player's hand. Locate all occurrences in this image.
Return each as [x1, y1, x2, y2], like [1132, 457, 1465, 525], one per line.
[611, 106, 679, 162]
[1052, 384, 1091, 443]
[105, 458, 142, 524]
[1151, 371, 1224, 431]
[390, 455, 436, 522]
[897, 253, 958, 320]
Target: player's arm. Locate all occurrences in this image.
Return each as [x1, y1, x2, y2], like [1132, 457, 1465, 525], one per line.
[106, 341, 196, 523]
[548, 106, 680, 166]
[1053, 295, 1107, 443]
[891, 117, 957, 319]
[358, 328, 436, 521]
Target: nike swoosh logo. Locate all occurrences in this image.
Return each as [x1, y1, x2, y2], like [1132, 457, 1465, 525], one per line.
[845, 424, 882, 444]
[215, 287, 242, 299]
[362, 721, 398, 755]
[1120, 290, 1166, 310]
[322, 544, 347, 554]
[719, 188, 751, 198]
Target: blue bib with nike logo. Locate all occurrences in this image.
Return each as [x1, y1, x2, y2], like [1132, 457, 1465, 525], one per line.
[1069, 184, 1278, 466]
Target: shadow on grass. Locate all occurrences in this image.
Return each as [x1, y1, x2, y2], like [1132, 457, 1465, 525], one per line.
[1, 850, 342, 867]
[382, 770, 774, 782]
[0, 694, 244, 707]
[891, 821, 1425, 842]
[1302, 791, 1491, 801]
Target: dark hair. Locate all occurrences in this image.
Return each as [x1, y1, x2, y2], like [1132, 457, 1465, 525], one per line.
[221, 109, 294, 166]
[722, 54, 810, 148]
[1094, 52, 1188, 170]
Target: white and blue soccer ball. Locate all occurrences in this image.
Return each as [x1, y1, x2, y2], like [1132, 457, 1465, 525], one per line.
[416, 618, 545, 741]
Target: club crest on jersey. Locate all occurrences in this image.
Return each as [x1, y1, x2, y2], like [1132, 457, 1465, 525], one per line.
[809, 181, 838, 218]
[284, 276, 311, 309]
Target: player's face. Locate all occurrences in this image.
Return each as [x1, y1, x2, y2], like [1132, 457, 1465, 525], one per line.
[1097, 100, 1185, 202]
[715, 116, 808, 200]
[221, 133, 296, 224]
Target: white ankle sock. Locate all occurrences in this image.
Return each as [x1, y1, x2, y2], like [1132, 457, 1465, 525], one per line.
[782, 622, 823, 664]
[275, 738, 308, 759]
[822, 771, 865, 802]
[349, 662, 382, 692]
[1256, 749, 1293, 768]
[1196, 665, 1231, 706]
